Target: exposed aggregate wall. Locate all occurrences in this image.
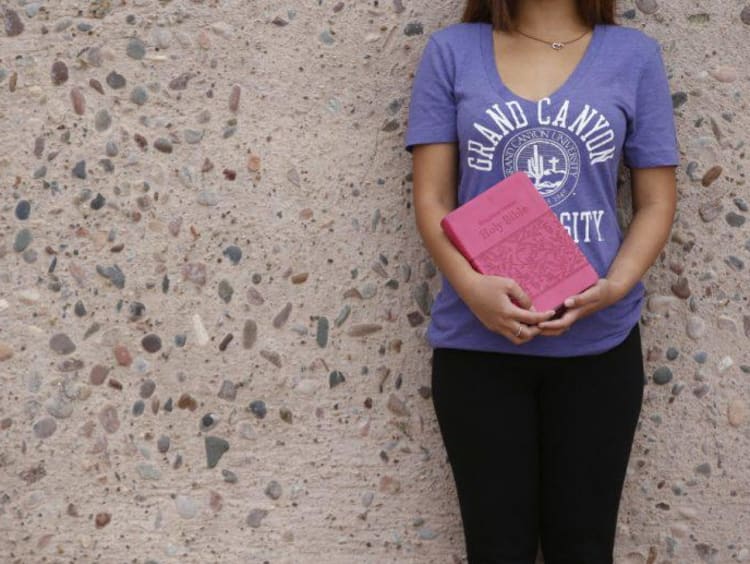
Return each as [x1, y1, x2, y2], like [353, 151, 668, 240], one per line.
[1, 1, 749, 563]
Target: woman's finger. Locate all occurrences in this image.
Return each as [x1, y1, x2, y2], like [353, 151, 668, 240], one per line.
[537, 308, 578, 330]
[505, 279, 533, 310]
[538, 325, 568, 336]
[502, 321, 541, 344]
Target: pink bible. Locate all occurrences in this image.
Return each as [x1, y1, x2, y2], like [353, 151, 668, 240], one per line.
[440, 170, 599, 318]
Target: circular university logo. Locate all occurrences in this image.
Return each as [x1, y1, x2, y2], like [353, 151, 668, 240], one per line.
[501, 126, 581, 208]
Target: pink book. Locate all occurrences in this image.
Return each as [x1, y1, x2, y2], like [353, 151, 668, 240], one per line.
[440, 170, 599, 318]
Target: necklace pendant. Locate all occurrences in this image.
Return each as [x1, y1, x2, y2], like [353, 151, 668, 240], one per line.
[551, 41, 564, 50]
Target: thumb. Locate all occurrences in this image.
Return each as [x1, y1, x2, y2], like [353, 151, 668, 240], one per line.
[506, 281, 533, 310]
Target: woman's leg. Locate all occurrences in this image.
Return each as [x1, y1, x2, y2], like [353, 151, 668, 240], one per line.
[538, 323, 645, 564]
[431, 347, 543, 564]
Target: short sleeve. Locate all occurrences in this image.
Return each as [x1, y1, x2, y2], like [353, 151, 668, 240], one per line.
[622, 40, 680, 168]
[404, 36, 458, 153]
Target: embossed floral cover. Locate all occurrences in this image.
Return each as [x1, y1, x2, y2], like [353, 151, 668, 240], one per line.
[440, 170, 599, 315]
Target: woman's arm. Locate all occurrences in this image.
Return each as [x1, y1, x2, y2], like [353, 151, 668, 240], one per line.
[411, 142, 477, 299]
[605, 166, 678, 301]
[537, 165, 677, 335]
[411, 142, 557, 343]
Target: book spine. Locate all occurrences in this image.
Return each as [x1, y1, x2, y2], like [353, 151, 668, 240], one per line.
[441, 217, 486, 274]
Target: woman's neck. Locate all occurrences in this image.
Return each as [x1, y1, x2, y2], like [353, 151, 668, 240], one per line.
[513, 0, 588, 36]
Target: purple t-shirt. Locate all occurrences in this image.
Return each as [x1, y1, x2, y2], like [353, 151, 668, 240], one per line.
[404, 21, 680, 357]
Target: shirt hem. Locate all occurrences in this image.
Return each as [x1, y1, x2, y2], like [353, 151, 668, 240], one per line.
[427, 323, 639, 358]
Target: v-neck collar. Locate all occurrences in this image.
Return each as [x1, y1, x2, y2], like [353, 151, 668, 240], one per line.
[480, 21, 606, 105]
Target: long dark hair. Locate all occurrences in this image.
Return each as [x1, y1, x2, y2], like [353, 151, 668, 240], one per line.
[461, 0, 617, 30]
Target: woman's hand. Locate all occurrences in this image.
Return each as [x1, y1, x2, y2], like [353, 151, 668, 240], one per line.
[536, 277, 626, 336]
[460, 272, 558, 345]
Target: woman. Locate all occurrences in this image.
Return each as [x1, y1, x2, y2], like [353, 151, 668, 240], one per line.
[405, 0, 679, 562]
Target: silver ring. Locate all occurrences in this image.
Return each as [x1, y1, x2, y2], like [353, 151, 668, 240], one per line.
[515, 323, 523, 337]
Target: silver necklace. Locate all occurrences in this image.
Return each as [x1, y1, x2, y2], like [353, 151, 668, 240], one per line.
[512, 26, 591, 50]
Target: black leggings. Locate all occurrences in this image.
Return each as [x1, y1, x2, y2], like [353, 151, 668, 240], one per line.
[430, 322, 644, 564]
